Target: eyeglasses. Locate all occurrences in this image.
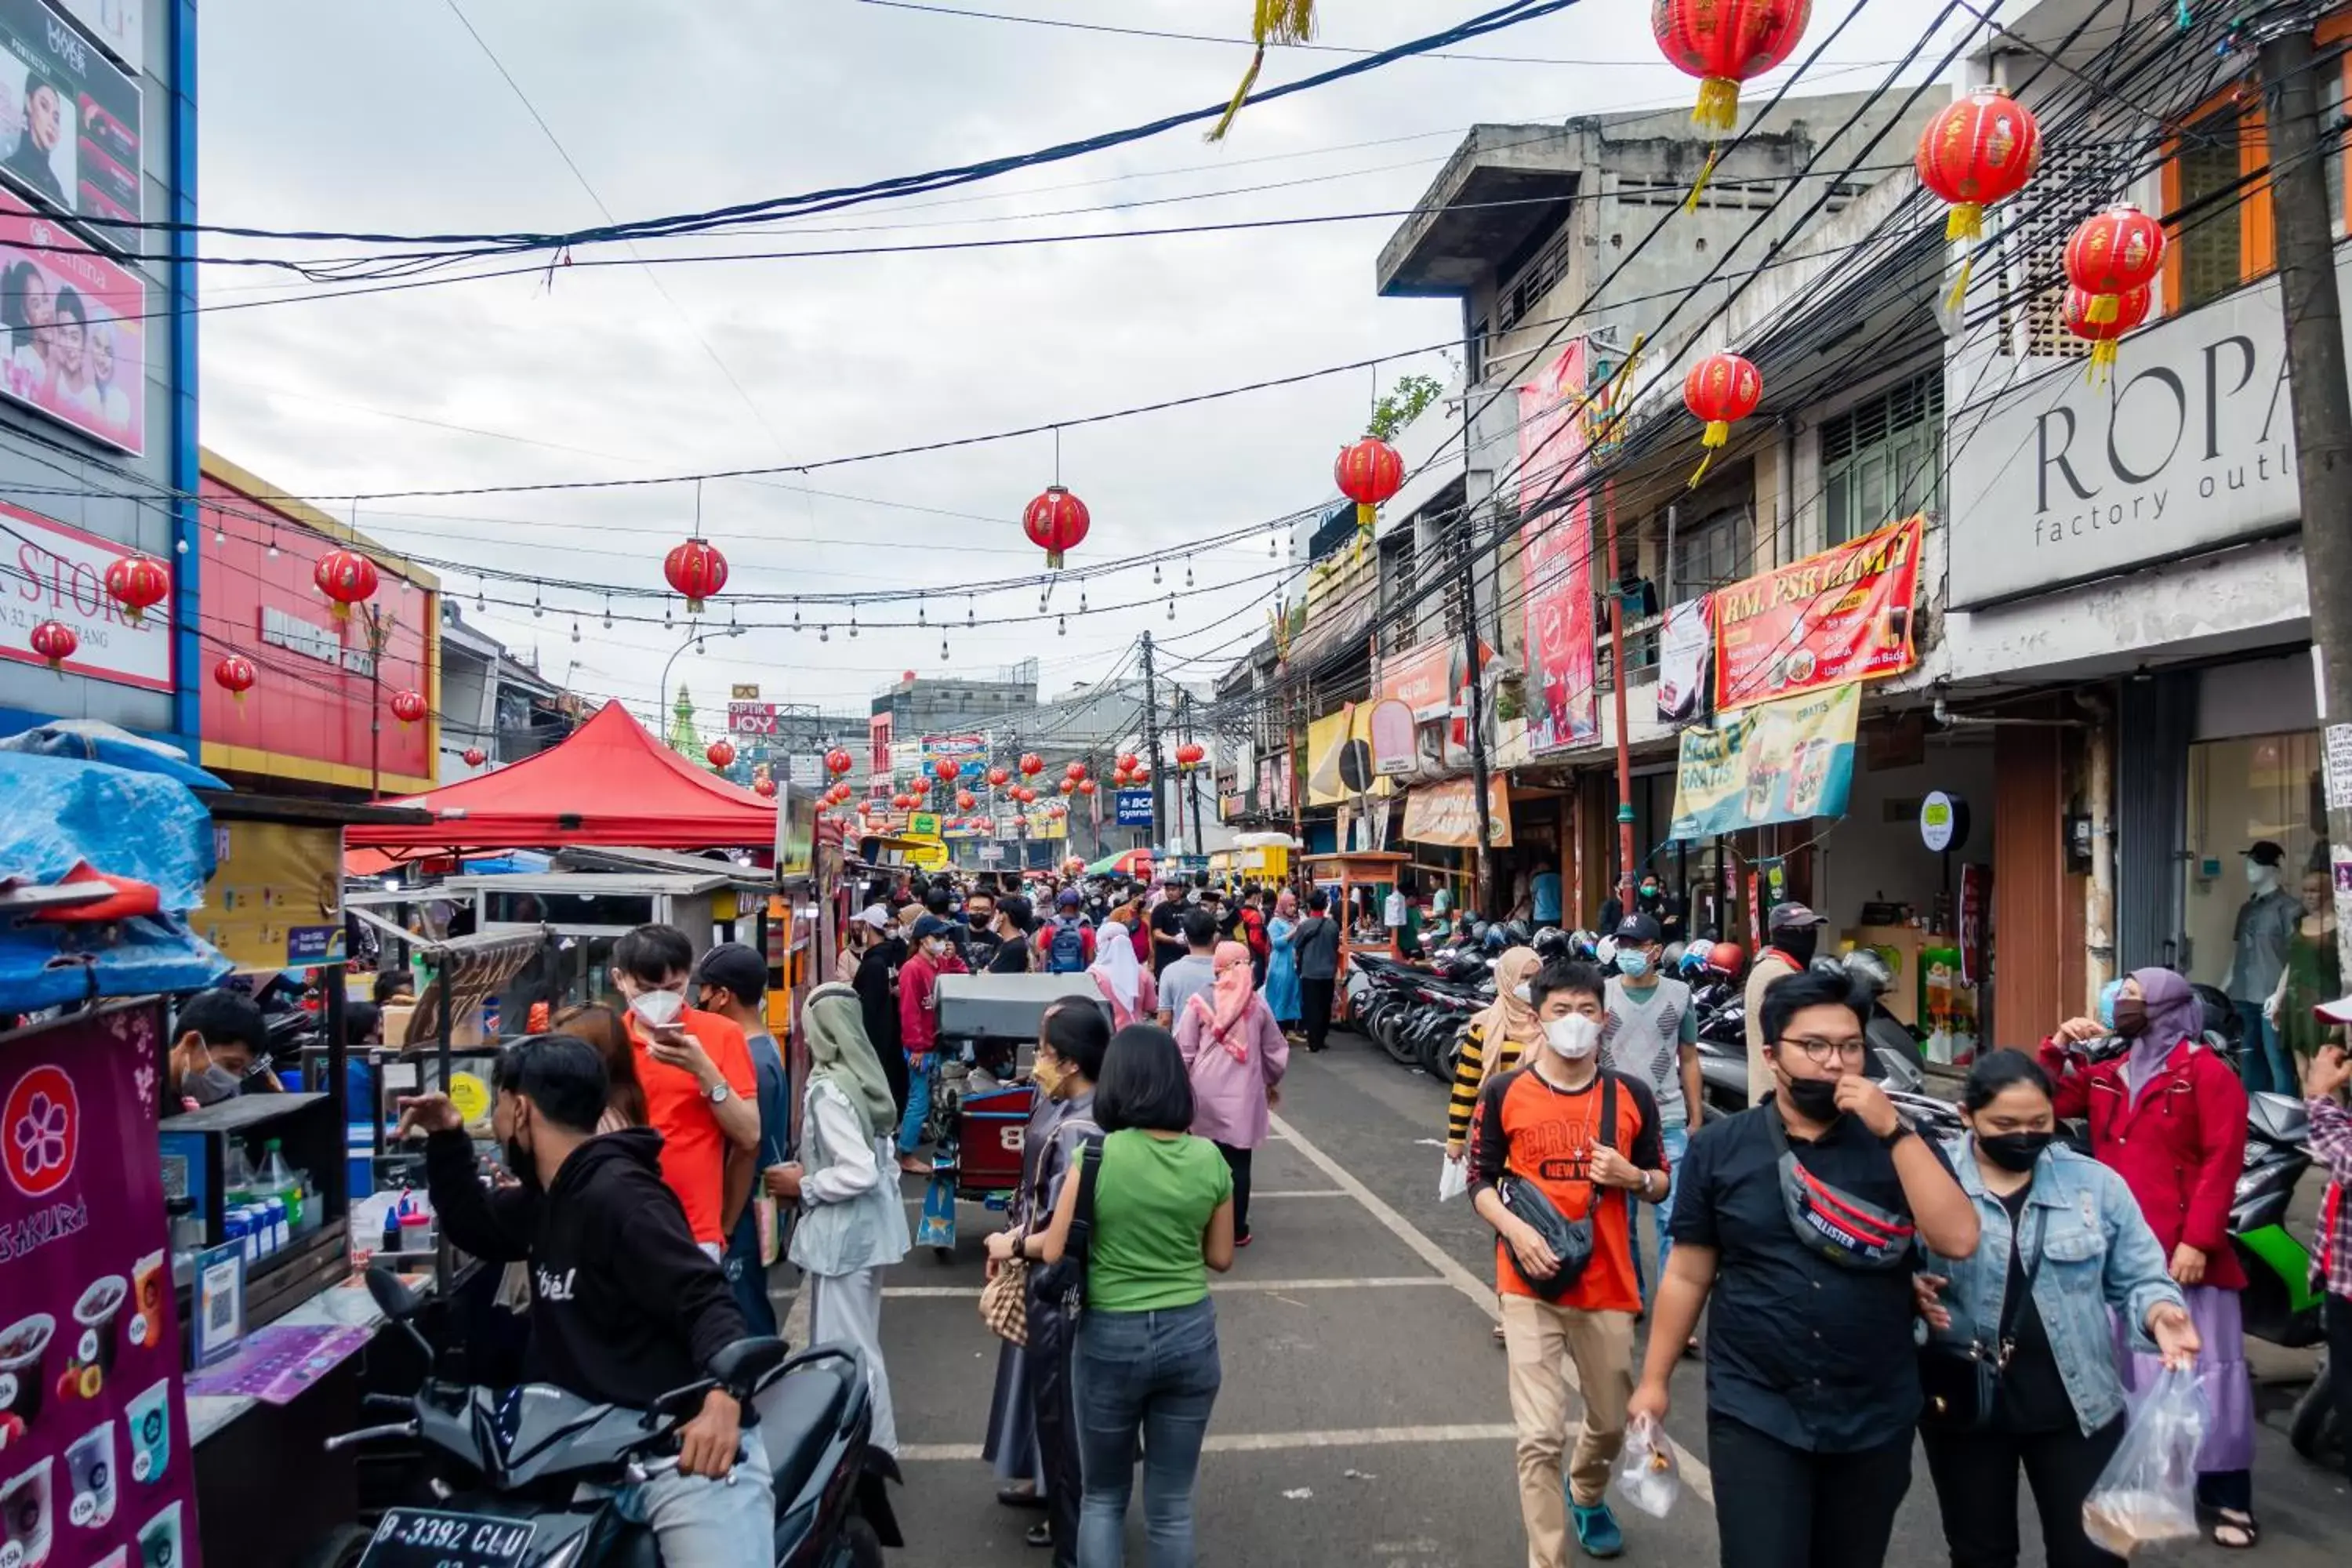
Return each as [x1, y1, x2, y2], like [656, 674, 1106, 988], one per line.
[1779, 1036, 1867, 1066]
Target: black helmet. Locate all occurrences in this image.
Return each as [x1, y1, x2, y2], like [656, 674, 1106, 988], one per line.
[1530, 927, 1572, 959]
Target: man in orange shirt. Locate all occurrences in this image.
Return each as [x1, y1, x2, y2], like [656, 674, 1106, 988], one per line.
[1469, 959, 1668, 1566]
[611, 924, 760, 1257]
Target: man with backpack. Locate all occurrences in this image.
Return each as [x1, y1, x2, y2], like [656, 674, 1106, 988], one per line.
[1035, 888, 1098, 975]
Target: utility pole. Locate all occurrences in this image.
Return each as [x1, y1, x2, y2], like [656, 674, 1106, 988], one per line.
[1181, 688, 1207, 855]
[1604, 478, 1636, 916]
[2259, 14, 2352, 985]
[1457, 522, 1495, 910]
[1140, 631, 1165, 852]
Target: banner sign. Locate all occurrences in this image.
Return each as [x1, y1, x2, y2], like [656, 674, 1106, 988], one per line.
[1402, 775, 1513, 848]
[1114, 788, 1153, 826]
[0, 186, 144, 452]
[1519, 339, 1599, 753]
[1, 499, 170, 688]
[52, 0, 140, 74]
[1305, 704, 1390, 807]
[0, 0, 142, 229]
[938, 813, 992, 840]
[1712, 515, 1922, 710]
[919, 733, 987, 779]
[1656, 596, 1713, 726]
[1668, 682, 1861, 840]
[728, 702, 782, 735]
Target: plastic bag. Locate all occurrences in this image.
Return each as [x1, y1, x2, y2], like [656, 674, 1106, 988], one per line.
[1439, 1154, 1468, 1203]
[2081, 1365, 2206, 1557]
[1615, 1414, 1681, 1519]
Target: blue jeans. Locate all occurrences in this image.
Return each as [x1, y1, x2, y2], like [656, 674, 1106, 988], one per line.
[724, 1210, 779, 1338]
[1628, 1123, 1688, 1311]
[898, 1053, 935, 1154]
[2233, 1001, 2296, 1097]
[1073, 1299, 1222, 1567]
[612, 1426, 774, 1567]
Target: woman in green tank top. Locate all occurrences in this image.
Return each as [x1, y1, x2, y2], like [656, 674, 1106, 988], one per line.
[1039, 1025, 1236, 1566]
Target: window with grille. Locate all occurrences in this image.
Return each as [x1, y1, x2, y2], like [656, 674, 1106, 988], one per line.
[1820, 371, 1944, 546]
[1497, 222, 1574, 334]
[1671, 503, 1751, 597]
[2176, 110, 2244, 311]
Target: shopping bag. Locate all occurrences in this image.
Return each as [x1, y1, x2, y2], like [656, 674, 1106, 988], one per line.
[2081, 1364, 2206, 1556]
[1439, 1153, 1468, 1203]
[1615, 1414, 1682, 1519]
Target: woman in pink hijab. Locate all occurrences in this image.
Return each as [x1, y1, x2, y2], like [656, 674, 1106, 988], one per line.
[1174, 941, 1289, 1247]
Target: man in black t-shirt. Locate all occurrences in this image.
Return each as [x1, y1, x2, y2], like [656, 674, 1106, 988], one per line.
[1149, 880, 1189, 978]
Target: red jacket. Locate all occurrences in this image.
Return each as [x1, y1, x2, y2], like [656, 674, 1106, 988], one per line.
[898, 946, 967, 1056]
[2039, 1035, 2249, 1289]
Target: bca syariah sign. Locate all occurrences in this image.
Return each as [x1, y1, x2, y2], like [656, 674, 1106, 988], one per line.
[1943, 255, 2334, 608]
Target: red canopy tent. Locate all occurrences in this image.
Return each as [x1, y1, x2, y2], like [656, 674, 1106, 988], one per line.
[347, 699, 777, 852]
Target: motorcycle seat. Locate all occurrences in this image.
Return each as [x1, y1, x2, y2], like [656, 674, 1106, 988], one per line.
[602, 1523, 662, 1568]
[760, 1356, 858, 1503]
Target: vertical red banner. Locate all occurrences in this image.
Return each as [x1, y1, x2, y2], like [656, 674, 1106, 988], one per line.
[1519, 340, 1597, 753]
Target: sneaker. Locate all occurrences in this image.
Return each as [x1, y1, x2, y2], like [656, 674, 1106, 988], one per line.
[1235, 1230, 1253, 1248]
[1571, 1501, 1625, 1559]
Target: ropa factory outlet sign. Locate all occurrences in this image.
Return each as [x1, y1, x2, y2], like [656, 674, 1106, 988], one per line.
[1944, 252, 2332, 608]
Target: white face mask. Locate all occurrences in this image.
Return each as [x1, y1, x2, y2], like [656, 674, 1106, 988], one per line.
[629, 989, 684, 1029]
[1512, 982, 1534, 1004]
[2245, 859, 2278, 891]
[1543, 1014, 1601, 1060]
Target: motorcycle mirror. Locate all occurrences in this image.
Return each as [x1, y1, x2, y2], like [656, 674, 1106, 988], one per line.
[366, 1264, 425, 1321]
[708, 1336, 792, 1399]
[649, 1376, 720, 1422]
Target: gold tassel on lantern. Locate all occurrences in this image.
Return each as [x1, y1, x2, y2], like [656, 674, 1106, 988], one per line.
[1687, 420, 1730, 490]
[1941, 202, 1984, 314]
[1047, 547, 1064, 569]
[1210, 0, 1317, 143]
[2085, 340, 2120, 390]
[1693, 76, 1741, 133]
[2085, 292, 2119, 325]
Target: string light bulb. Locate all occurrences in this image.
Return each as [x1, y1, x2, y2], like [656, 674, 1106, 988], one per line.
[1167, 593, 1176, 620]
[966, 594, 975, 628]
[532, 587, 543, 619]
[940, 635, 949, 661]
[267, 528, 279, 559]
[1058, 614, 1067, 637]
[1153, 561, 1162, 584]
[602, 595, 613, 630]
[1079, 588, 1087, 612]
[917, 594, 927, 627]
[1185, 557, 1194, 588]
[571, 619, 581, 644]
[175, 537, 187, 554]
[820, 623, 830, 642]
[213, 523, 225, 546]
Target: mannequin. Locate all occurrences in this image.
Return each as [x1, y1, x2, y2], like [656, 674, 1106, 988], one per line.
[2224, 840, 2300, 1095]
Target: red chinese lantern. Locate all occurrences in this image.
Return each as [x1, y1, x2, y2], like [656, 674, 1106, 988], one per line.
[1015, 786, 1036, 804]
[1117, 753, 1140, 775]
[1333, 436, 1404, 548]
[1175, 742, 1207, 770]
[27, 619, 75, 670]
[1682, 352, 1763, 487]
[754, 776, 779, 798]
[389, 688, 428, 726]
[1112, 768, 1131, 787]
[985, 765, 1010, 788]
[1653, 0, 1813, 132]
[824, 747, 855, 777]
[665, 538, 730, 614]
[1065, 760, 1087, 782]
[462, 746, 487, 768]
[1019, 753, 1044, 777]
[313, 547, 379, 622]
[1022, 486, 1091, 570]
[1058, 778, 1076, 796]
[212, 653, 256, 701]
[103, 553, 169, 625]
[706, 739, 736, 769]
[1131, 765, 1152, 785]
[956, 790, 977, 811]
[2063, 283, 2151, 381]
[1916, 87, 2042, 310]
[889, 792, 909, 810]
[1076, 778, 1097, 797]
[2063, 204, 2164, 327]
[934, 758, 961, 784]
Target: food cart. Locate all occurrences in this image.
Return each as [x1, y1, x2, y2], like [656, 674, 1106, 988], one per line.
[1302, 851, 1410, 967]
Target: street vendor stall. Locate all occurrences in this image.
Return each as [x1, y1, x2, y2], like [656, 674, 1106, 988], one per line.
[1302, 851, 1410, 967]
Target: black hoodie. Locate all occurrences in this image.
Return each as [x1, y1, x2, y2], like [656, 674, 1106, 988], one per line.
[424, 1127, 748, 1410]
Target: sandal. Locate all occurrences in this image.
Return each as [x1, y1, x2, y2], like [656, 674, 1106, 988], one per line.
[2211, 1510, 2259, 1550]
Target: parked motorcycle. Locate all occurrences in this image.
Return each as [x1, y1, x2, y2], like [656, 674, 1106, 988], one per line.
[2230, 1091, 2325, 1350]
[320, 1268, 898, 1567]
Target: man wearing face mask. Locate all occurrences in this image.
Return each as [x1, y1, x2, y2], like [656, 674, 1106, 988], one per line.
[895, 913, 968, 1174]
[1601, 914, 1702, 1311]
[2223, 839, 2301, 1095]
[1744, 902, 1828, 1105]
[1469, 960, 1668, 1565]
[611, 924, 760, 1260]
[167, 988, 279, 1109]
[1630, 968, 1979, 1568]
[399, 1036, 771, 1566]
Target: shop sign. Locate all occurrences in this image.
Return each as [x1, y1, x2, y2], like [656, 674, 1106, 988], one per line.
[938, 813, 992, 840]
[0, 187, 146, 452]
[1945, 247, 2351, 608]
[730, 683, 759, 699]
[1711, 515, 1922, 711]
[1114, 788, 1152, 826]
[1401, 775, 1513, 848]
[1368, 698, 1415, 776]
[1656, 596, 1713, 726]
[727, 702, 779, 733]
[1668, 682, 1861, 840]
[1373, 636, 1489, 776]
[1959, 862, 1989, 986]
[260, 605, 372, 676]
[1519, 339, 1599, 753]
[918, 734, 986, 779]
[49, 0, 140, 74]
[0, 1000, 205, 1568]
[1918, 790, 1971, 855]
[1, 500, 171, 689]
[1304, 704, 1390, 807]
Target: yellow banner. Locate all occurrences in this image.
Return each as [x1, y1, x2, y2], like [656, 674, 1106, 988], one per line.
[1305, 704, 1394, 806]
[1668, 683, 1861, 840]
[1402, 775, 1513, 848]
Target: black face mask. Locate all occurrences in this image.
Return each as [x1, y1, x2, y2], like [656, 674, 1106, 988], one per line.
[1776, 927, 1819, 966]
[1780, 1073, 1842, 1123]
[2110, 998, 2149, 1038]
[1977, 1130, 2053, 1172]
[504, 1109, 541, 1191]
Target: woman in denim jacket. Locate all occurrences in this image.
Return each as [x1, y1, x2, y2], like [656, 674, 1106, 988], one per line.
[1916, 1051, 2201, 1568]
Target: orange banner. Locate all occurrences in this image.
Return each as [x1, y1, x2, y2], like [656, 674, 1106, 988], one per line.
[1711, 515, 1922, 710]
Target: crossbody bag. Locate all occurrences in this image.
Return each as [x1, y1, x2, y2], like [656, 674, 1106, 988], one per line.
[1919, 1204, 2048, 1432]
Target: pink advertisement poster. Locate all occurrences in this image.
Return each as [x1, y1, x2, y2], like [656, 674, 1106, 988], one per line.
[1518, 339, 1597, 753]
[0, 1001, 201, 1568]
[0, 186, 144, 456]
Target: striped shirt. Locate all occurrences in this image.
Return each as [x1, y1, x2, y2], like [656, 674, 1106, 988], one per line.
[2310, 1094, 2352, 1300]
[1446, 1022, 1526, 1148]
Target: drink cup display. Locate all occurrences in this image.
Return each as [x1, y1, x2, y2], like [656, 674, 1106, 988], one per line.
[124, 1381, 168, 1486]
[129, 1254, 165, 1352]
[64, 1422, 112, 1530]
[0, 1318, 52, 1436]
[0, 1455, 53, 1568]
[135, 1502, 177, 1568]
[71, 1278, 126, 1385]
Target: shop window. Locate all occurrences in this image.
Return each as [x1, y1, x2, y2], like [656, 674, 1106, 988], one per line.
[2180, 730, 2327, 993]
[1820, 371, 1943, 546]
[2173, 108, 2249, 311]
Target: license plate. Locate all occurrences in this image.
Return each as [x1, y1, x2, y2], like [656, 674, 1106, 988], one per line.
[358, 1509, 536, 1568]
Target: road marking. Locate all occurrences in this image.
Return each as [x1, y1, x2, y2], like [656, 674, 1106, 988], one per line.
[1269, 1110, 1715, 1503]
[897, 1422, 1519, 1464]
[883, 1276, 1451, 1300]
[1250, 1189, 1348, 1198]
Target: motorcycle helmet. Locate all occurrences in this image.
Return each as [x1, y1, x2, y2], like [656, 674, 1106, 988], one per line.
[1499, 919, 1534, 947]
[1708, 941, 1746, 977]
[1569, 929, 1599, 960]
[1530, 927, 1572, 960]
[1661, 940, 1687, 972]
[1842, 947, 1895, 999]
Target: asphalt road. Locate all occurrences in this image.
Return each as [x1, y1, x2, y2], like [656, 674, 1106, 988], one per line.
[828, 1033, 2348, 1567]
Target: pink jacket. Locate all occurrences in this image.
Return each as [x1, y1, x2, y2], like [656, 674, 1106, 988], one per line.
[1091, 967, 1159, 1030]
[1174, 992, 1289, 1149]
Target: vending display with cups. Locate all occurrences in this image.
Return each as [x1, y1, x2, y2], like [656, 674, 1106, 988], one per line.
[0, 1002, 201, 1568]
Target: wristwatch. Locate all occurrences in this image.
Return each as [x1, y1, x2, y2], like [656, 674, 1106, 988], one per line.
[706, 1080, 731, 1106]
[1878, 1118, 1915, 1149]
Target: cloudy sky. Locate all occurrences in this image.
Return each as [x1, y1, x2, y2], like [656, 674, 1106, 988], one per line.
[196, 0, 1955, 743]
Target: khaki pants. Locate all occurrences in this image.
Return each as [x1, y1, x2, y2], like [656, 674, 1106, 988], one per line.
[1501, 1294, 1635, 1568]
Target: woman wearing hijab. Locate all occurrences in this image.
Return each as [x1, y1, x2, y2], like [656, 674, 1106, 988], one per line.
[1174, 941, 1290, 1248]
[1262, 888, 1304, 1035]
[1446, 948, 1548, 1159]
[1089, 914, 1160, 1029]
[2042, 967, 2256, 1548]
[773, 982, 912, 1456]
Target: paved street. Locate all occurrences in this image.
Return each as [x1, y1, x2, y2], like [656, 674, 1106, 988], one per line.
[836, 1034, 2349, 1567]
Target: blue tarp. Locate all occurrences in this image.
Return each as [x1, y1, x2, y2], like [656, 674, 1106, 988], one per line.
[0, 718, 225, 792]
[0, 916, 230, 1010]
